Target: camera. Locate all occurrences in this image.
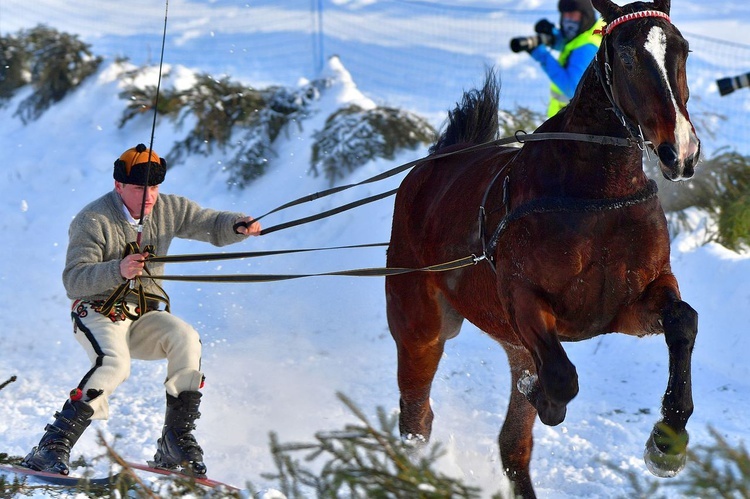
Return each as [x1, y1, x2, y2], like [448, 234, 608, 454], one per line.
[716, 72, 750, 96]
[510, 33, 554, 53]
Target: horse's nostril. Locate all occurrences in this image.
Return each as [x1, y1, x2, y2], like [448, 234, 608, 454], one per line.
[657, 143, 679, 168]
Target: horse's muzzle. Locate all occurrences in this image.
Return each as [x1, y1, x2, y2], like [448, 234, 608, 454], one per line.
[657, 137, 701, 182]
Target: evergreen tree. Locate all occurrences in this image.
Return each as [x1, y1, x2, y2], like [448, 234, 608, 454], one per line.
[225, 81, 324, 187]
[311, 105, 436, 185]
[497, 105, 545, 139]
[118, 63, 184, 127]
[13, 25, 102, 123]
[0, 34, 28, 102]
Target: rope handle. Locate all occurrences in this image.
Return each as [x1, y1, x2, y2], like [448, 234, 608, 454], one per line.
[232, 220, 253, 233]
[99, 242, 171, 319]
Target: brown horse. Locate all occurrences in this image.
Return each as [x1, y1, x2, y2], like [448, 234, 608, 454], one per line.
[385, 0, 700, 497]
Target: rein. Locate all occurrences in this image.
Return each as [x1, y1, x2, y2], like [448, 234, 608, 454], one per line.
[118, 0, 170, 315]
[116, 78, 655, 287]
[148, 254, 487, 283]
[234, 130, 633, 236]
[139, 130, 634, 284]
[137, 0, 170, 245]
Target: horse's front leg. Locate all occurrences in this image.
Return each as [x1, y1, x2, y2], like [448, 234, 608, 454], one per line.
[619, 275, 697, 477]
[509, 289, 579, 426]
[647, 298, 697, 477]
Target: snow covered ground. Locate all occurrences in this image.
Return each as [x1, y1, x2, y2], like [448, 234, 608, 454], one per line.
[1, 1, 749, 497]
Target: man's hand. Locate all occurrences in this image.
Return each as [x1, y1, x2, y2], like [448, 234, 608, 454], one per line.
[233, 216, 262, 236]
[511, 35, 547, 53]
[534, 19, 556, 36]
[120, 252, 149, 280]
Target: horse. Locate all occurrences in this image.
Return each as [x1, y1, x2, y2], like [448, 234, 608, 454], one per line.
[385, 0, 700, 497]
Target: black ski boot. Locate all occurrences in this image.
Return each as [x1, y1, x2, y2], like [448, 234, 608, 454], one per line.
[21, 398, 94, 475]
[152, 391, 207, 478]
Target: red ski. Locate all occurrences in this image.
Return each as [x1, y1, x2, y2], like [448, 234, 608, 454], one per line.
[123, 461, 240, 491]
[0, 462, 119, 487]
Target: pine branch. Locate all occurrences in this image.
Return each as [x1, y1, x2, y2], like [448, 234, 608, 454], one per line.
[97, 433, 159, 499]
[0, 375, 17, 392]
[256, 392, 483, 498]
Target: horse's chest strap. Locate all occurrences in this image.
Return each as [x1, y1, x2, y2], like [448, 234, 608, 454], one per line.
[484, 179, 659, 263]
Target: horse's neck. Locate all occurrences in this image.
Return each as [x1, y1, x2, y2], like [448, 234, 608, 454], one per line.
[565, 65, 625, 131]
[526, 66, 647, 197]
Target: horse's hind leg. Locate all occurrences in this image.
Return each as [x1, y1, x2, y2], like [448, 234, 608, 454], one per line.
[386, 275, 463, 444]
[499, 345, 538, 499]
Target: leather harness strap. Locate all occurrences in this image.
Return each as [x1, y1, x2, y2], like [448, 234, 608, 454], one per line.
[99, 241, 171, 320]
[102, 131, 638, 287]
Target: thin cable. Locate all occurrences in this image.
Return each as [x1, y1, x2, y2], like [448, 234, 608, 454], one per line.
[137, 0, 169, 246]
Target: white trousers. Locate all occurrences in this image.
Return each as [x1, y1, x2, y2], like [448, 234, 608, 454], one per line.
[71, 301, 203, 420]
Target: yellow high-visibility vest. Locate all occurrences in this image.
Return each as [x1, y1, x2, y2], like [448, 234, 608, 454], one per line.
[547, 20, 604, 117]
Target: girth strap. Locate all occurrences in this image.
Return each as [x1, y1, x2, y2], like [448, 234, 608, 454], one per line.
[485, 179, 659, 260]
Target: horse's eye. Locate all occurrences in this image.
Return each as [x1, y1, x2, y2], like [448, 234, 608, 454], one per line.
[620, 49, 635, 68]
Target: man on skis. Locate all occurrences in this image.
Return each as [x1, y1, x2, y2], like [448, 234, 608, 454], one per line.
[22, 143, 261, 478]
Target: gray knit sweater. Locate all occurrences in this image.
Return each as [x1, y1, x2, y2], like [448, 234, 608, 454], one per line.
[63, 189, 248, 302]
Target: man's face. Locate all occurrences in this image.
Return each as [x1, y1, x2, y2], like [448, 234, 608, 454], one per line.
[562, 11, 583, 22]
[115, 181, 159, 218]
[561, 11, 583, 40]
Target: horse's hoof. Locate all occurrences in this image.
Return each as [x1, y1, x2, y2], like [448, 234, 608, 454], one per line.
[400, 433, 428, 459]
[537, 401, 567, 426]
[643, 426, 688, 478]
[517, 370, 567, 426]
[401, 433, 428, 448]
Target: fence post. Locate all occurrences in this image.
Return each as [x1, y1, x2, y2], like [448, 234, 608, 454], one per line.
[311, 0, 325, 75]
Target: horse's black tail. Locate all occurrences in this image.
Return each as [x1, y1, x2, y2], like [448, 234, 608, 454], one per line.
[430, 69, 500, 154]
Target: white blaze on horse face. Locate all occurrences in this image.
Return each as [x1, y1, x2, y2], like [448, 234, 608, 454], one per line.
[644, 26, 699, 168]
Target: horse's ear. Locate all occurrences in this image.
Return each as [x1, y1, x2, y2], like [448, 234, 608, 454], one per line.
[652, 0, 671, 14]
[591, 0, 624, 23]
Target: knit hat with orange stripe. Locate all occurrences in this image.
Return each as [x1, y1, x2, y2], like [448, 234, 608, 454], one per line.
[113, 143, 167, 186]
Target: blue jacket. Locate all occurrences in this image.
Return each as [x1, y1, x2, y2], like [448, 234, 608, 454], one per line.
[529, 21, 602, 116]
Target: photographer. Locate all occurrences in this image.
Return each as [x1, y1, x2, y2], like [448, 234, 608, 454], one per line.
[510, 0, 603, 117]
